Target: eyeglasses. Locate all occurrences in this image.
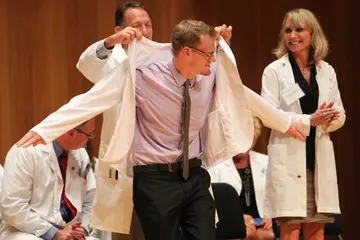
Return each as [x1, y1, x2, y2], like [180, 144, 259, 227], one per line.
[75, 128, 95, 139]
[187, 46, 217, 60]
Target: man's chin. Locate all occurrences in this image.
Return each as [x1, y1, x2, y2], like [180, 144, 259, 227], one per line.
[201, 70, 211, 76]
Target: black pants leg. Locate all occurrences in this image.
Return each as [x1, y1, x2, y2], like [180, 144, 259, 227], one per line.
[180, 168, 216, 240]
[133, 167, 216, 240]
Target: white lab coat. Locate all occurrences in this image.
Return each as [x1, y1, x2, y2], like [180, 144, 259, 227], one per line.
[77, 40, 127, 239]
[0, 144, 96, 240]
[30, 38, 291, 234]
[261, 54, 345, 218]
[208, 151, 268, 218]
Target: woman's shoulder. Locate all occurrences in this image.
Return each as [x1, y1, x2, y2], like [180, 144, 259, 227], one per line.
[264, 54, 290, 72]
[317, 60, 336, 76]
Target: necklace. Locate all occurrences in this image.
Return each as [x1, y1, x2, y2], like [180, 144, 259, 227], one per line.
[300, 67, 309, 75]
[300, 67, 311, 80]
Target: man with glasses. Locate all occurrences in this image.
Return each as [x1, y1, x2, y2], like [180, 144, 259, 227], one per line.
[0, 119, 97, 240]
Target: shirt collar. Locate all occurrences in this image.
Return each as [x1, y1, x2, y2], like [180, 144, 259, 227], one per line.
[52, 140, 64, 159]
[168, 58, 197, 88]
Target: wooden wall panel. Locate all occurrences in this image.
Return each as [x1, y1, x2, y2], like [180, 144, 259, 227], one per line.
[0, 0, 117, 165]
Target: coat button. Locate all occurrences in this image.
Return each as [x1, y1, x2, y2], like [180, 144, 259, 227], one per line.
[298, 175, 301, 178]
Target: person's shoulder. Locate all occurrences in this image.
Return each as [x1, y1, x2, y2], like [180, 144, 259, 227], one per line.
[136, 60, 172, 80]
[265, 55, 289, 71]
[4, 143, 52, 167]
[317, 60, 334, 71]
[138, 60, 169, 71]
[316, 60, 338, 80]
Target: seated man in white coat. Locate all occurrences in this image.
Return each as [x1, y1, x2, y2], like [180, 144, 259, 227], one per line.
[0, 119, 97, 240]
[208, 117, 275, 240]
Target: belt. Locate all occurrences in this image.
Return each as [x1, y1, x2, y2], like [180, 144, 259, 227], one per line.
[133, 158, 202, 174]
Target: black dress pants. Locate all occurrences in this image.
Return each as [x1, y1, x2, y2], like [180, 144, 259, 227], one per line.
[133, 166, 216, 240]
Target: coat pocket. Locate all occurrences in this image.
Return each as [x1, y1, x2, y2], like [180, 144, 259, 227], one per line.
[264, 144, 287, 217]
[203, 109, 228, 166]
[267, 144, 287, 181]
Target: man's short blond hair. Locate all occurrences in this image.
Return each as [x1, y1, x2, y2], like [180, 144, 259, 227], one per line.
[171, 19, 216, 56]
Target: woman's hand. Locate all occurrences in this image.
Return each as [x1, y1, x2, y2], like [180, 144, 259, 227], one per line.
[310, 101, 340, 127]
[244, 214, 256, 233]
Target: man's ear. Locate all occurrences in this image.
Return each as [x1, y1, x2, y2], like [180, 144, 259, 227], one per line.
[114, 26, 122, 33]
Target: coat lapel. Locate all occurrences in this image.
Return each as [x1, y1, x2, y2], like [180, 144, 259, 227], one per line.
[41, 144, 62, 181]
[65, 150, 83, 212]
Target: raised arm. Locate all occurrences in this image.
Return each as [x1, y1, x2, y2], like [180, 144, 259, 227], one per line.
[76, 40, 115, 84]
[17, 62, 128, 147]
[77, 28, 142, 84]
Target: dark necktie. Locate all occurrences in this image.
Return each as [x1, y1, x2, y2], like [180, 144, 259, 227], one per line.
[59, 152, 77, 222]
[183, 80, 191, 179]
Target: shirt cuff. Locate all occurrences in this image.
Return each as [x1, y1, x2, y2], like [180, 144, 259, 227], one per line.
[96, 40, 113, 60]
[40, 226, 58, 240]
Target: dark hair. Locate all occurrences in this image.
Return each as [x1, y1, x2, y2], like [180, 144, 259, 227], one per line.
[172, 20, 216, 56]
[115, 1, 147, 27]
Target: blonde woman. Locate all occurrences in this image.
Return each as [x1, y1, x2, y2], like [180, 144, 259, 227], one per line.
[261, 9, 346, 240]
[208, 117, 275, 240]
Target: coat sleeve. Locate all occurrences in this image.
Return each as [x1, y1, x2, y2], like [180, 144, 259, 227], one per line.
[320, 65, 346, 133]
[31, 61, 128, 143]
[261, 65, 312, 135]
[244, 86, 291, 134]
[76, 40, 115, 84]
[1, 146, 54, 237]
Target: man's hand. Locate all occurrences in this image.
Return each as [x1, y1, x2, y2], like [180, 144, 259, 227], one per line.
[310, 101, 340, 127]
[104, 27, 142, 49]
[16, 131, 45, 148]
[53, 227, 73, 240]
[215, 24, 232, 42]
[70, 221, 86, 240]
[285, 122, 306, 141]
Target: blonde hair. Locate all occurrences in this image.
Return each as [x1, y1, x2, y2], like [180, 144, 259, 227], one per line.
[273, 8, 329, 65]
[253, 116, 263, 144]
